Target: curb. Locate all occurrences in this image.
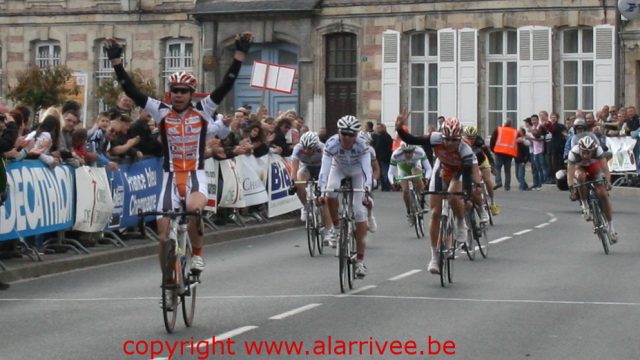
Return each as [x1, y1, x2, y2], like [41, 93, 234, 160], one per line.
[0, 217, 301, 283]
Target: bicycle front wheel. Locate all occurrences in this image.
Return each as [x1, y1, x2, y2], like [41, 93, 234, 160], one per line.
[347, 222, 356, 290]
[463, 212, 476, 261]
[438, 217, 449, 288]
[339, 221, 349, 293]
[162, 245, 179, 333]
[591, 200, 610, 255]
[306, 205, 317, 257]
[182, 239, 197, 327]
[412, 191, 425, 238]
[314, 204, 324, 255]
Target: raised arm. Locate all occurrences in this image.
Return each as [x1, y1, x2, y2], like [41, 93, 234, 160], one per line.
[209, 33, 253, 105]
[395, 112, 431, 147]
[105, 39, 148, 108]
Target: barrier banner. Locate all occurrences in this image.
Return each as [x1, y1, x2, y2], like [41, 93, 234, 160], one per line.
[606, 136, 637, 172]
[236, 155, 269, 207]
[218, 159, 245, 208]
[204, 158, 219, 213]
[73, 166, 114, 232]
[106, 157, 162, 230]
[267, 154, 302, 218]
[255, 155, 270, 187]
[0, 161, 75, 241]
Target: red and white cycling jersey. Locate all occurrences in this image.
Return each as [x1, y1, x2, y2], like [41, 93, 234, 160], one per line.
[144, 96, 229, 172]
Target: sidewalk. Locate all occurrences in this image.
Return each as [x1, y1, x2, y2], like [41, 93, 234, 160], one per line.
[0, 213, 301, 284]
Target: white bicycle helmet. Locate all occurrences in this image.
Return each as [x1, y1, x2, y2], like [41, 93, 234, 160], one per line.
[358, 130, 372, 144]
[337, 115, 361, 134]
[578, 135, 597, 152]
[300, 131, 320, 149]
[400, 141, 416, 152]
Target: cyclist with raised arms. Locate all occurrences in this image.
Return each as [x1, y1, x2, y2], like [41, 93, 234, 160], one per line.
[396, 113, 483, 274]
[387, 142, 432, 225]
[318, 115, 373, 278]
[290, 131, 334, 242]
[567, 136, 618, 242]
[462, 125, 499, 218]
[104, 33, 253, 284]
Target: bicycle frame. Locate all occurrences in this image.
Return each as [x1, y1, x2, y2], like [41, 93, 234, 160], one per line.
[573, 179, 611, 254]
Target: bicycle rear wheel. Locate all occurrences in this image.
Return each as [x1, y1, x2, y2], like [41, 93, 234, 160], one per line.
[476, 216, 489, 258]
[347, 222, 356, 289]
[306, 205, 317, 257]
[462, 212, 476, 261]
[314, 204, 324, 255]
[447, 223, 455, 284]
[483, 189, 494, 226]
[591, 200, 610, 255]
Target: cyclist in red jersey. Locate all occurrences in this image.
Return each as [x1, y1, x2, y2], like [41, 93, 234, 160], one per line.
[104, 33, 253, 282]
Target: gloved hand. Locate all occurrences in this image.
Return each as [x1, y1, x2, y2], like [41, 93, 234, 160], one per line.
[103, 38, 123, 60]
[287, 185, 297, 195]
[605, 181, 612, 191]
[235, 32, 254, 53]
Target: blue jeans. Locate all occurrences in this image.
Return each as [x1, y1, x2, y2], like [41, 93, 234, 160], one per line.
[532, 153, 547, 188]
[494, 154, 512, 189]
[515, 162, 528, 190]
[379, 161, 391, 191]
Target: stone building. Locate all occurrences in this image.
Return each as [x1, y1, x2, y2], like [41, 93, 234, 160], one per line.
[1, 0, 640, 136]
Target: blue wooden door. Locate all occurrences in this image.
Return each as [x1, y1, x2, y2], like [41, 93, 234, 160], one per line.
[235, 43, 299, 116]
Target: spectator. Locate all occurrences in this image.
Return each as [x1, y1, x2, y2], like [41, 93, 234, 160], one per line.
[366, 121, 374, 133]
[0, 110, 18, 291]
[127, 117, 162, 157]
[58, 110, 80, 165]
[70, 128, 89, 165]
[62, 100, 82, 123]
[241, 119, 269, 157]
[318, 127, 329, 143]
[25, 115, 60, 168]
[372, 122, 393, 191]
[623, 106, 640, 175]
[544, 111, 567, 178]
[514, 126, 531, 191]
[540, 110, 554, 183]
[110, 92, 135, 117]
[527, 114, 547, 190]
[271, 117, 293, 157]
[490, 118, 516, 191]
[13, 105, 31, 135]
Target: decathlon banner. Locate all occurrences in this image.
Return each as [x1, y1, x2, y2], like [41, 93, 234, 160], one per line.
[606, 136, 637, 172]
[106, 157, 163, 230]
[73, 166, 114, 232]
[235, 155, 269, 207]
[267, 154, 302, 218]
[218, 159, 245, 208]
[0, 161, 75, 241]
[204, 158, 219, 213]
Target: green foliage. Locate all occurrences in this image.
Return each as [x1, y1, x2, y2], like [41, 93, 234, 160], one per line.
[96, 69, 161, 108]
[6, 65, 78, 113]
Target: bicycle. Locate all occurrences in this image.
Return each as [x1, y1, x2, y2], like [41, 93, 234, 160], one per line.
[394, 174, 427, 238]
[323, 178, 367, 293]
[571, 179, 613, 255]
[480, 181, 494, 226]
[293, 179, 324, 257]
[463, 191, 489, 260]
[424, 191, 466, 287]
[138, 203, 202, 333]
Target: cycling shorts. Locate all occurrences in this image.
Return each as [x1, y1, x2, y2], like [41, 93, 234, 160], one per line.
[158, 170, 208, 212]
[429, 161, 462, 192]
[479, 157, 491, 170]
[297, 165, 320, 181]
[325, 163, 368, 223]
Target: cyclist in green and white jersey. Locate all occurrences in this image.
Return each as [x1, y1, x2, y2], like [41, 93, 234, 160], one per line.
[388, 142, 432, 225]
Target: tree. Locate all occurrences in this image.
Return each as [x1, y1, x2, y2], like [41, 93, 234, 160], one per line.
[6, 65, 78, 116]
[95, 69, 160, 108]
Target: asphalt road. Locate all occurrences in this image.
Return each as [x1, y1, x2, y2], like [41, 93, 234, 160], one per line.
[1, 189, 639, 360]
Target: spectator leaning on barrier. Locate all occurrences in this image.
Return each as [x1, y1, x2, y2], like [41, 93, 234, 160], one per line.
[544, 111, 568, 178]
[272, 116, 293, 157]
[623, 106, 640, 175]
[1, 111, 20, 204]
[105, 32, 252, 282]
[25, 115, 60, 168]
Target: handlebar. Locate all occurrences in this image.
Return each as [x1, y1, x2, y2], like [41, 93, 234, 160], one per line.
[422, 191, 467, 197]
[394, 174, 425, 182]
[569, 179, 608, 190]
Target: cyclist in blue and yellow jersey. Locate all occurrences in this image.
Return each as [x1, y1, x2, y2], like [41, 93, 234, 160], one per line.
[462, 125, 500, 217]
[105, 33, 253, 284]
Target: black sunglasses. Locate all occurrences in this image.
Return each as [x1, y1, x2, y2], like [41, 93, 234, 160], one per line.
[340, 132, 356, 137]
[171, 87, 191, 94]
[443, 137, 460, 143]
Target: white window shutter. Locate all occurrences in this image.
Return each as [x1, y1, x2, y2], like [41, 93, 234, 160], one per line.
[594, 24, 615, 110]
[438, 28, 457, 119]
[382, 30, 400, 127]
[457, 28, 477, 127]
[517, 26, 552, 122]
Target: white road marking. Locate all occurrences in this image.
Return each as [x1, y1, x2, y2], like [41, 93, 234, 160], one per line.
[269, 303, 322, 320]
[549, 217, 557, 223]
[191, 326, 259, 349]
[535, 223, 550, 228]
[388, 269, 423, 281]
[336, 285, 377, 297]
[513, 229, 532, 235]
[489, 236, 511, 244]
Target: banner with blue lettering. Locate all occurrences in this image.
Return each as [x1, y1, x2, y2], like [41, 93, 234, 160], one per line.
[267, 154, 302, 218]
[106, 157, 162, 230]
[0, 161, 75, 241]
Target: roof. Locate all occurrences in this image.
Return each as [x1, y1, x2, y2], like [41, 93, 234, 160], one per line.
[192, 0, 321, 15]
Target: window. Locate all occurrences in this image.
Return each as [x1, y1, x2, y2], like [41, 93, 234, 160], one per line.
[163, 39, 193, 90]
[562, 28, 594, 120]
[326, 33, 357, 80]
[35, 41, 61, 68]
[409, 32, 438, 134]
[96, 40, 126, 112]
[486, 30, 517, 131]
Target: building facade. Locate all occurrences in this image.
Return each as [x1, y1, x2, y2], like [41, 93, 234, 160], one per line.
[1, 0, 640, 136]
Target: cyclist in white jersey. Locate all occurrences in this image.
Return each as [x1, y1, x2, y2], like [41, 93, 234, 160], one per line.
[291, 132, 334, 240]
[567, 136, 617, 241]
[319, 116, 373, 278]
[388, 142, 432, 224]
